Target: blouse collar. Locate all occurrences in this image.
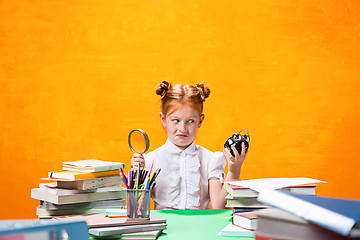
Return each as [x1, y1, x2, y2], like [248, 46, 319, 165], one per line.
[164, 139, 197, 155]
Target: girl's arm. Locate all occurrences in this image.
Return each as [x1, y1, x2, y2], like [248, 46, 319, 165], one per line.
[209, 143, 246, 209]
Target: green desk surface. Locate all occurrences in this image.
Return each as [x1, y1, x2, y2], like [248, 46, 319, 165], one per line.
[152, 209, 254, 240]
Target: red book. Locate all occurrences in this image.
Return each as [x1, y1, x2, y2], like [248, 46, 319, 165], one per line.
[255, 233, 280, 240]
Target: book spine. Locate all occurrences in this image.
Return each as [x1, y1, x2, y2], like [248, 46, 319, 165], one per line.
[92, 163, 124, 172]
[57, 175, 122, 190]
[88, 223, 167, 237]
[32, 188, 127, 205]
[257, 189, 355, 237]
[39, 184, 96, 195]
[40, 199, 125, 210]
[37, 206, 125, 217]
[82, 175, 122, 189]
[48, 170, 120, 180]
[63, 164, 124, 173]
[225, 184, 258, 197]
[73, 170, 120, 180]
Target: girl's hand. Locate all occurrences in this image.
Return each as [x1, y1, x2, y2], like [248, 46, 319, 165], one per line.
[131, 153, 145, 168]
[223, 142, 247, 179]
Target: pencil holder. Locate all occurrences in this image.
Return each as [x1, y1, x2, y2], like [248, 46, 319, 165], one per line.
[126, 189, 150, 220]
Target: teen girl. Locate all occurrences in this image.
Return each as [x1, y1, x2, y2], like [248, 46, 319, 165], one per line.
[131, 81, 247, 209]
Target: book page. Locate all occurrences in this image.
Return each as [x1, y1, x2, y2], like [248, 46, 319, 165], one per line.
[228, 177, 325, 192]
[64, 159, 119, 167]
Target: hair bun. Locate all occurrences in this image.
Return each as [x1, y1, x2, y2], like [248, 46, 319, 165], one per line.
[195, 83, 211, 100]
[156, 80, 170, 97]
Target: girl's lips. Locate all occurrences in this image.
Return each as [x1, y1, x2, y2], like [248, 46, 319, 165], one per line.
[176, 134, 187, 138]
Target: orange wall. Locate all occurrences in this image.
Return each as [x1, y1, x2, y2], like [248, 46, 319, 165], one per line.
[1, 0, 359, 219]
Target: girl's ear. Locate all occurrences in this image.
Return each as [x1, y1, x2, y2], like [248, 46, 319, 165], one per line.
[159, 112, 167, 127]
[198, 114, 205, 128]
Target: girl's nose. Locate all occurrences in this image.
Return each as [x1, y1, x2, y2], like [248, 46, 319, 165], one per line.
[179, 121, 186, 131]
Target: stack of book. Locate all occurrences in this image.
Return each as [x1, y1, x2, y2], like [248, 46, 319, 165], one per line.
[225, 182, 268, 213]
[31, 159, 127, 218]
[55, 212, 167, 240]
[225, 180, 318, 213]
[219, 177, 324, 237]
[255, 190, 360, 240]
[218, 211, 257, 238]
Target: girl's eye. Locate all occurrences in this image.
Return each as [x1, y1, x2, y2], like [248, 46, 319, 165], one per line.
[187, 120, 194, 123]
[172, 119, 179, 123]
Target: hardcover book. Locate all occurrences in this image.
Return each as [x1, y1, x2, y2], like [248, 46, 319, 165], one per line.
[256, 208, 360, 240]
[225, 194, 268, 208]
[225, 182, 317, 198]
[232, 211, 257, 231]
[31, 186, 126, 205]
[37, 199, 125, 217]
[63, 159, 125, 173]
[48, 169, 120, 180]
[36, 207, 117, 217]
[257, 190, 360, 238]
[0, 219, 88, 240]
[55, 213, 167, 237]
[88, 230, 164, 240]
[217, 222, 255, 237]
[54, 213, 166, 228]
[55, 175, 123, 190]
[88, 223, 167, 237]
[40, 199, 125, 210]
[39, 182, 98, 195]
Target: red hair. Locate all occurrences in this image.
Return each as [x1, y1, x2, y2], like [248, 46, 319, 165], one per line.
[156, 81, 211, 116]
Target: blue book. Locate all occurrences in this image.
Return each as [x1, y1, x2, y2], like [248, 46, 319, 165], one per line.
[0, 219, 88, 240]
[233, 207, 266, 214]
[257, 189, 360, 237]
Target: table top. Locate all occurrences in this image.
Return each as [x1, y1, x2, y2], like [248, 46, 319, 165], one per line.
[152, 209, 254, 240]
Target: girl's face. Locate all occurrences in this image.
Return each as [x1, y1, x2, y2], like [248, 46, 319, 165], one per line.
[160, 104, 205, 150]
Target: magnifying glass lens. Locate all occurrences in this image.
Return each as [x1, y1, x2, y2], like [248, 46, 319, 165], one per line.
[130, 131, 146, 153]
[128, 129, 150, 155]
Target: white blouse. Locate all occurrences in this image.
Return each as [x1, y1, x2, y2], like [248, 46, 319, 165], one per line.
[144, 139, 226, 210]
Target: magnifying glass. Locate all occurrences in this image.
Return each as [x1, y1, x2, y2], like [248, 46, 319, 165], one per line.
[128, 129, 150, 155]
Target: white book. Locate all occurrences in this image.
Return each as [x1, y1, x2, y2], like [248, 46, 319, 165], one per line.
[39, 183, 124, 195]
[225, 177, 322, 198]
[89, 230, 164, 240]
[40, 199, 126, 210]
[36, 207, 117, 217]
[256, 208, 353, 240]
[56, 175, 123, 190]
[217, 223, 255, 237]
[39, 182, 96, 195]
[225, 194, 267, 208]
[232, 211, 257, 230]
[227, 177, 325, 192]
[225, 183, 258, 197]
[89, 223, 167, 237]
[63, 159, 125, 173]
[31, 186, 126, 205]
[257, 189, 360, 237]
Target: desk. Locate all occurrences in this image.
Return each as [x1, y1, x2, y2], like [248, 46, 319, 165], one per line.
[152, 209, 254, 240]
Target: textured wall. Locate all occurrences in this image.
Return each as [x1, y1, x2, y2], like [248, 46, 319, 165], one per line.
[0, 0, 359, 218]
